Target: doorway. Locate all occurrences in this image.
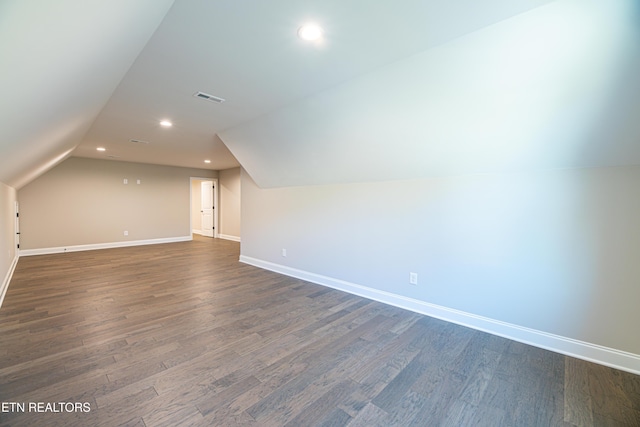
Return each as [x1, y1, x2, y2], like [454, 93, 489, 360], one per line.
[190, 178, 218, 238]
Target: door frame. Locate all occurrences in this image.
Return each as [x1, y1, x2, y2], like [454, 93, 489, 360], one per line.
[200, 180, 215, 238]
[190, 177, 218, 238]
[15, 201, 19, 252]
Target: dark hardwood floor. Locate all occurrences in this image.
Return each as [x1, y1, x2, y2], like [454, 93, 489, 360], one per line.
[0, 236, 639, 426]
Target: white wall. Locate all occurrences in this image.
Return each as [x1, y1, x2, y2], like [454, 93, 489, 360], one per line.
[240, 166, 640, 368]
[219, 168, 241, 240]
[0, 181, 18, 306]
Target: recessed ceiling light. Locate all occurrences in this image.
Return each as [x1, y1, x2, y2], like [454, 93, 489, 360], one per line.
[160, 120, 172, 127]
[298, 23, 323, 41]
[204, 160, 211, 164]
[96, 147, 106, 152]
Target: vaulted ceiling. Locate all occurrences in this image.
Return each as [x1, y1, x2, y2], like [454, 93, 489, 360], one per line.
[1, 0, 639, 189]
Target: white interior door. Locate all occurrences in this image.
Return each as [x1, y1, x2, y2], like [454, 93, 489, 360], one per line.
[201, 181, 214, 237]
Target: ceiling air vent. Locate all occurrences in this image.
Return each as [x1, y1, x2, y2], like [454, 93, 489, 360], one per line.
[194, 91, 225, 104]
[129, 139, 150, 144]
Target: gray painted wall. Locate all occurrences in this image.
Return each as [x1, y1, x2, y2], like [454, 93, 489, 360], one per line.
[18, 158, 217, 250]
[191, 179, 203, 233]
[0, 182, 17, 294]
[219, 168, 241, 239]
[240, 165, 640, 356]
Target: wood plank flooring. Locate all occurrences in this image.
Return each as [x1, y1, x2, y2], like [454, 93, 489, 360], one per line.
[0, 236, 639, 426]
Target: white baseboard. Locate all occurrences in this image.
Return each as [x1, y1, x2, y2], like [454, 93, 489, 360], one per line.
[218, 234, 241, 242]
[192, 229, 203, 235]
[0, 255, 19, 309]
[239, 255, 640, 376]
[19, 236, 193, 257]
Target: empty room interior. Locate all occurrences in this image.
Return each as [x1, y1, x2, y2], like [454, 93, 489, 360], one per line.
[1, 0, 640, 426]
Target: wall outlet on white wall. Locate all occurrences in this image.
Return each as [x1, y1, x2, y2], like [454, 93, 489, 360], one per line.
[409, 272, 418, 285]
[282, 248, 287, 257]
[124, 230, 128, 236]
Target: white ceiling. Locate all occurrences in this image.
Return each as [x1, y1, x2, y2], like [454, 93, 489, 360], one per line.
[3, 0, 638, 190]
[74, 0, 555, 171]
[0, 0, 174, 188]
[1, 0, 553, 188]
[220, 0, 640, 187]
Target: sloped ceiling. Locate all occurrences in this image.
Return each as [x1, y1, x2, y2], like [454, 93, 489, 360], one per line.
[73, 0, 556, 178]
[1, 0, 555, 189]
[4, 0, 638, 190]
[0, 0, 175, 189]
[220, 0, 640, 187]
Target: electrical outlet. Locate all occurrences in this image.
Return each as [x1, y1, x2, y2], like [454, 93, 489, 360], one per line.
[409, 272, 418, 285]
[282, 248, 287, 257]
[123, 178, 128, 184]
[124, 230, 128, 236]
